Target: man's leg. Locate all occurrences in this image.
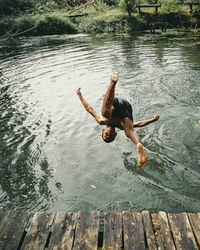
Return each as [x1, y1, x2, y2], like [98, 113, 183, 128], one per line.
[101, 73, 118, 118]
[123, 117, 147, 167]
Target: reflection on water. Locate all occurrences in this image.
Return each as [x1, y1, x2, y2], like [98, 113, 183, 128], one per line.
[0, 32, 200, 212]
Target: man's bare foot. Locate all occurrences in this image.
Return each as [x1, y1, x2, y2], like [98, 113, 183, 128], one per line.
[137, 143, 147, 167]
[110, 73, 119, 84]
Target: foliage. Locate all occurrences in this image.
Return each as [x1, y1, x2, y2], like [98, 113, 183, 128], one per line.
[78, 13, 147, 33]
[123, 0, 137, 16]
[103, 0, 120, 6]
[0, 0, 199, 37]
[0, 17, 14, 36]
[0, 0, 33, 15]
[35, 13, 78, 35]
[161, 0, 186, 12]
[0, 13, 78, 37]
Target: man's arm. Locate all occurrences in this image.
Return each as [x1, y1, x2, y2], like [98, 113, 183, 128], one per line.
[76, 88, 103, 124]
[133, 114, 160, 128]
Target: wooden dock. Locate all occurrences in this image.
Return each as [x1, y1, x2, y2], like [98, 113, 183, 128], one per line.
[0, 210, 200, 249]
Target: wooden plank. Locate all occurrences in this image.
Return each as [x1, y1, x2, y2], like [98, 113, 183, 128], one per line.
[0, 211, 12, 230]
[0, 211, 8, 224]
[168, 213, 198, 250]
[21, 212, 54, 250]
[188, 213, 200, 248]
[158, 211, 176, 250]
[123, 211, 145, 250]
[48, 212, 77, 250]
[103, 212, 122, 250]
[73, 211, 100, 250]
[0, 210, 31, 250]
[151, 213, 165, 250]
[142, 211, 157, 250]
[136, 4, 161, 8]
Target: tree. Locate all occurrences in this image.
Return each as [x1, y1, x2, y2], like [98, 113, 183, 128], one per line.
[124, 0, 136, 17]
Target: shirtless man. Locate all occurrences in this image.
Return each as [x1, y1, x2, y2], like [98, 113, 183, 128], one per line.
[76, 73, 159, 167]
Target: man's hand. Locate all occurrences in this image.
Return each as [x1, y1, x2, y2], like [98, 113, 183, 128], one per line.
[154, 113, 160, 121]
[110, 72, 119, 84]
[76, 88, 82, 98]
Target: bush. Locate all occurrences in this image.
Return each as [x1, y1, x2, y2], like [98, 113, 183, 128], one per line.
[103, 0, 120, 6]
[140, 12, 190, 29]
[161, 0, 186, 13]
[78, 13, 147, 33]
[0, 17, 14, 36]
[124, 0, 136, 16]
[0, 0, 34, 16]
[35, 14, 78, 35]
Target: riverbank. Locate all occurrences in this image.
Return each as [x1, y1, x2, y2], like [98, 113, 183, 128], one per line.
[0, 6, 199, 39]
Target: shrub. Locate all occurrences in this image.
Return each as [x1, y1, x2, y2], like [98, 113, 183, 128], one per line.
[35, 14, 78, 35]
[124, 0, 136, 16]
[0, 17, 14, 36]
[78, 13, 147, 33]
[103, 0, 120, 6]
[0, 0, 34, 16]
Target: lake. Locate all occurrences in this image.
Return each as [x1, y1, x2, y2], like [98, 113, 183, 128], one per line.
[0, 31, 200, 213]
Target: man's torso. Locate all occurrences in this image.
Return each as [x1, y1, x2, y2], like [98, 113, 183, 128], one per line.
[102, 97, 133, 130]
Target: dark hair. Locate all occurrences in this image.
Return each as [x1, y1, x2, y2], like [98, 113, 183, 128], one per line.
[102, 129, 116, 143]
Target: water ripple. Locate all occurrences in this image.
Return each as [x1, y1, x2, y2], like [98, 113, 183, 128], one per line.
[0, 33, 200, 212]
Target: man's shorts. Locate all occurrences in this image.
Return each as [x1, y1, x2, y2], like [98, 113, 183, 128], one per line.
[112, 97, 133, 121]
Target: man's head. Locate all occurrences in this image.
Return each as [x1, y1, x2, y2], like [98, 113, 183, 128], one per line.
[102, 126, 117, 143]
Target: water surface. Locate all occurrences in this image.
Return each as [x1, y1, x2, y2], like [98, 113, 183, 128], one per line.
[0, 32, 200, 212]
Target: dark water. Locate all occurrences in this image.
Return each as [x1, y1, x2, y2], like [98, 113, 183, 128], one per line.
[0, 32, 200, 213]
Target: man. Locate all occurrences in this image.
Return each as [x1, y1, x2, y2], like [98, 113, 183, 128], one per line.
[76, 73, 159, 167]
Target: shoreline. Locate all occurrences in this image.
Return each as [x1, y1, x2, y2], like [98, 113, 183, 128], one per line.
[0, 11, 199, 40]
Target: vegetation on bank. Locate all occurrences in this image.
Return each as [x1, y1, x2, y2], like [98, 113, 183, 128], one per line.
[0, 0, 199, 38]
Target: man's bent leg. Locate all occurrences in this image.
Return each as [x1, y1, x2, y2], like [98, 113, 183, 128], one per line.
[101, 73, 118, 118]
[123, 117, 147, 167]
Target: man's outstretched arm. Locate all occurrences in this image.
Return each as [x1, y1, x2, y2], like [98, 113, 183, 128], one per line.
[76, 88, 103, 124]
[133, 114, 160, 128]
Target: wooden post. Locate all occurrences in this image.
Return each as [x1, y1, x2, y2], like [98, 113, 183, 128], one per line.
[189, 3, 193, 12]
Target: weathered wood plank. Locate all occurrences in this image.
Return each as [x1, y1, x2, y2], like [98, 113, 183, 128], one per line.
[0, 210, 31, 250]
[157, 211, 176, 250]
[48, 212, 77, 250]
[73, 211, 100, 250]
[142, 211, 157, 250]
[21, 212, 54, 250]
[103, 212, 122, 250]
[188, 213, 200, 248]
[0, 211, 12, 230]
[151, 213, 165, 250]
[123, 211, 146, 250]
[0, 211, 9, 224]
[168, 213, 198, 250]
[136, 4, 161, 8]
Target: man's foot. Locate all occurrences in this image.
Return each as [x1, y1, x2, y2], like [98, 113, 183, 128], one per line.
[137, 143, 147, 167]
[110, 73, 118, 84]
